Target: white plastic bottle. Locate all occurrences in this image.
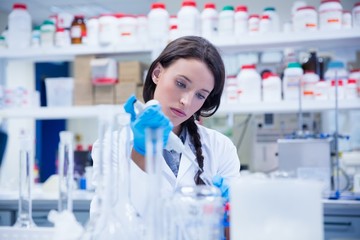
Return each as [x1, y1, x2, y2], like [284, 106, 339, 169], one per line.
[225, 75, 238, 103]
[314, 80, 330, 100]
[7, 3, 32, 49]
[86, 16, 99, 46]
[349, 69, 360, 96]
[136, 15, 148, 44]
[200, 2, 218, 41]
[324, 61, 348, 84]
[98, 13, 118, 45]
[291, 1, 307, 30]
[234, 5, 248, 37]
[303, 70, 320, 99]
[248, 14, 260, 34]
[283, 62, 304, 101]
[342, 10, 352, 29]
[345, 79, 358, 99]
[353, 2, 360, 28]
[329, 79, 345, 100]
[148, 2, 170, 42]
[218, 6, 235, 37]
[40, 20, 55, 47]
[319, 0, 343, 31]
[177, 0, 200, 37]
[259, 15, 271, 33]
[262, 72, 282, 102]
[237, 64, 262, 103]
[263, 7, 280, 32]
[293, 6, 318, 32]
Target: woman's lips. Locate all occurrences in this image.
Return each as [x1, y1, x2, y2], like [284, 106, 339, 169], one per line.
[170, 107, 186, 117]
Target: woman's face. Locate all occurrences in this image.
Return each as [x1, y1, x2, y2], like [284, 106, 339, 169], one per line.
[153, 58, 214, 135]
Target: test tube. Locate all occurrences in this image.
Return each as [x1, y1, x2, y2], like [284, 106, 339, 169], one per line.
[14, 130, 36, 228]
[58, 131, 74, 212]
[145, 127, 164, 240]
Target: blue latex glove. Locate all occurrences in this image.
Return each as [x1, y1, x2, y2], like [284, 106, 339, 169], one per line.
[212, 175, 230, 203]
[124, 95, 173, 156]
[124, 95, 137, 121]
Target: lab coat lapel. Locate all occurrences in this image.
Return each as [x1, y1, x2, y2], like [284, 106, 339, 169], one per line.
[176, 137, 196, 186]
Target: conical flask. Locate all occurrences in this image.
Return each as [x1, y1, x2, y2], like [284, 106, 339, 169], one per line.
[81, 106, 127, 240]
[113, 113, 145, 239]
[58, 131, 74, 213]
[14, 129, 36, 228]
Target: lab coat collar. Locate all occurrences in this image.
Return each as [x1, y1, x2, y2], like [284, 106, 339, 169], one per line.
[175, 135, 196, 187]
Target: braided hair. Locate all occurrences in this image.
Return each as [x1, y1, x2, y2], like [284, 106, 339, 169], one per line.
[143, 36, 225, 185]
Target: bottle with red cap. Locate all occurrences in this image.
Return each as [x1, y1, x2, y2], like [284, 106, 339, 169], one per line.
[236, 64, 262, 102]
[234, 5, 248, 37]
[262, 72, 282, 102]
[7, 3, 32, 49]
[200, 2, 218, 41]
[147, 2, 169, 43]
[177, 0, 200, 37]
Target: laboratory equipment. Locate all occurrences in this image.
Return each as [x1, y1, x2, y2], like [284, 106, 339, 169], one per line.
[81, 106, 127, 240]
[145, 127, 165, 240]
[277, 138, 333, 197]
[165, 185, 224, 240]
[230, 178, 323, 240]
[58, 131, 74, 212]
[14, 130, 36, 228]
[113, 114, 145, 239]
[133, 98, 213, 186]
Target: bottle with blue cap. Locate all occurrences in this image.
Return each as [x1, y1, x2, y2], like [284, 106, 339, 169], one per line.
[324, 60, 348, 83]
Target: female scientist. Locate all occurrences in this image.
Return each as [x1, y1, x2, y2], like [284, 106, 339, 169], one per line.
[91, 36, 240, 219]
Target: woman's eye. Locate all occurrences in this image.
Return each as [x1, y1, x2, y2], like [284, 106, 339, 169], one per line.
[196, 92, 206, 100]
[176, 80, 186, 88]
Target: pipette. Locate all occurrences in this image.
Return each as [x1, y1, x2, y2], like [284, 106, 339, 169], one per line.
[133, 99, 213, 186]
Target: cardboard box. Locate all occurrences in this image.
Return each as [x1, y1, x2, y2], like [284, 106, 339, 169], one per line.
[118, 61, 148, 84]
[93, 84, 116, 104]
[115, 82, 143, 104]
[73, 55, 95, 105]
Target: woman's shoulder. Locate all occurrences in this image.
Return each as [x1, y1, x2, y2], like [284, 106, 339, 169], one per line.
[196, 123, 234, 145]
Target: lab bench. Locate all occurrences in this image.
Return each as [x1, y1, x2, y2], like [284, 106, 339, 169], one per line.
[0, 193, 92, 227]
[0, 197, 360, 239]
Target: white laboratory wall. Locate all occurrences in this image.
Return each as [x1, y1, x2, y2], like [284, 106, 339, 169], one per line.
[0, 61, 35, 189]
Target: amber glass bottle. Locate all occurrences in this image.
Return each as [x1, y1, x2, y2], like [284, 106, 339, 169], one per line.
[70, 15, 86, 44]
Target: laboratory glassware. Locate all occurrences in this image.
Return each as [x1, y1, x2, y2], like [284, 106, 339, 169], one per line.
[167, 185, 224, 240]
[113, 114, 145, 239]
[81, 106, 127, 240]
[14, 130, 36, 228]
[145, 127, 164, 240]
[58, 131, 74, 212]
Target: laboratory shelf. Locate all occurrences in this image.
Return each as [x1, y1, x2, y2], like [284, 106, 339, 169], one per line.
[0, 43, 152, 61]
[215, 29, 360, 53]
[0, 30, 358, 61]
[0, 105, 125, 119]
[216, 99, 360, 115]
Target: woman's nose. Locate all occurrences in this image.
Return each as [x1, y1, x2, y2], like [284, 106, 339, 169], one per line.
[180, 93, 192, 105]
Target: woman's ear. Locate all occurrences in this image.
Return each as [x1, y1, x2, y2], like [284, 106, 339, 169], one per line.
[152, 64, 162, 84]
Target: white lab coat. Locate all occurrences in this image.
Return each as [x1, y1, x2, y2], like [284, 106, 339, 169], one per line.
[90, 124, 240, 218]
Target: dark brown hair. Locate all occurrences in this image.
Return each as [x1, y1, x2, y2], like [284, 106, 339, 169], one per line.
[143, 36, 225, 184]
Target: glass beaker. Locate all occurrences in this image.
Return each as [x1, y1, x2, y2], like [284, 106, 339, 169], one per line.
[14, 129, 36, 228]
[58, 131, 74, 212]
[166, 185, 224, 240]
